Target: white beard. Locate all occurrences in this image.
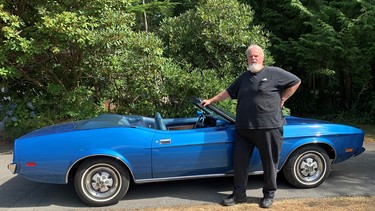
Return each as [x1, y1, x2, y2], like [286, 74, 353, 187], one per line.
[247, 63, 263, 73]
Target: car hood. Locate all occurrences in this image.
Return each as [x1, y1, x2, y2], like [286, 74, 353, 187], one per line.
[285, 116, 332, 125]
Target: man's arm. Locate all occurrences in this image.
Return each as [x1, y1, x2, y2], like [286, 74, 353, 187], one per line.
[280, 81, 301, 108]
[201, 90, 230, 107]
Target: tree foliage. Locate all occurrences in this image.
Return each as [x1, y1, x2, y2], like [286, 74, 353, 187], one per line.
[0, 0, 170, 136]
[247, 0, 375, 121]
[1, 0, 269, 139]
[1, 0, 374, 141]
[159, 0, 270, 77]
[290, 0, 371, 106]
[158, 0, 270, 113]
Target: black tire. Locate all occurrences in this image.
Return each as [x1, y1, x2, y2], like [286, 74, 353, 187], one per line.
[282, 145, 331, 188]
[74, 158, 130, 206]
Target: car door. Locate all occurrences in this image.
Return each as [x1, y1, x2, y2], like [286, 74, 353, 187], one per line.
[151, 126, 235, 178]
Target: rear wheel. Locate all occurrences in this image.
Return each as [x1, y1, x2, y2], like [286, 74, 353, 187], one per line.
[283, 146, 331, 188]
[74, 158, 130, 206]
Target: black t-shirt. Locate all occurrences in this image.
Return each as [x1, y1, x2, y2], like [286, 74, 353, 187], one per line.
[226, 66, 301, 129]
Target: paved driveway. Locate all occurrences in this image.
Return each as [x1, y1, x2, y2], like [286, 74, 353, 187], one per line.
[1, 142, 374, 210]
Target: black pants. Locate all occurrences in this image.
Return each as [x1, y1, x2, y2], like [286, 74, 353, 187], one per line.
[232, 127, 283, 199]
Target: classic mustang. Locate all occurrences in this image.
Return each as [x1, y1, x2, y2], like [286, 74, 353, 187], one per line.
[8, 97, 365, 206]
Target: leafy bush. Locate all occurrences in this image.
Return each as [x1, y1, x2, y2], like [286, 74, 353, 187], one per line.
[0, 0, 276, 142]
[159, 60, 234, 117]
[159, 0, 271, 77]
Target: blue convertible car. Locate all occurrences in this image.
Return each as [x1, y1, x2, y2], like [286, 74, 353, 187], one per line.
[8, 97, 365, 206]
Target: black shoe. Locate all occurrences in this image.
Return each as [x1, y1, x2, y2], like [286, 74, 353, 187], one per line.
[222, 194, 247, 206]
[260, 197, 273, 208]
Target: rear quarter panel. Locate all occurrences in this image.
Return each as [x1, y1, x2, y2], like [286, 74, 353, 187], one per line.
[13, 126, 154, 184]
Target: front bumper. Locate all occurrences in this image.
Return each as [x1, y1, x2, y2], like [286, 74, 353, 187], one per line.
[354, 146, 366, 157]
[8, 163, 17, 174]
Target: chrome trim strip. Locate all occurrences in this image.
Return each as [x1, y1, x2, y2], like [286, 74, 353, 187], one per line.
[65, 154, 136, 183]
[278, 142, 337, 169]
[134, 171, 264, 184]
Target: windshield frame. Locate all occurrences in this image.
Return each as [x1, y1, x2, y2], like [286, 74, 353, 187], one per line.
[190, 97, 236, 124]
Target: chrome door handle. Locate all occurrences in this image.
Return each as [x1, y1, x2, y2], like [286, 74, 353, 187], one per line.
[160, 139, 171, 144]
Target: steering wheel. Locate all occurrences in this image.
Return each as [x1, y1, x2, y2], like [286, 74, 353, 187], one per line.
[193, 114, 206, 128]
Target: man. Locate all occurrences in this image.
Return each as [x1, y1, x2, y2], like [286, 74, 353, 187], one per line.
[201, 44, 301, 208]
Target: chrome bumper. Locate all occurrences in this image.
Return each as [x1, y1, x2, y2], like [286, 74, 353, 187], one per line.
[8, 163, 17, 174]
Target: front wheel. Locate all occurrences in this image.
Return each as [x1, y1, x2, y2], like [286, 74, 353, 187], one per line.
[283, 145, 331, 188]
[74, 158, 130, 206]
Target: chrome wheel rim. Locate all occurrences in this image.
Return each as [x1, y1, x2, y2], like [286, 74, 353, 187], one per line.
[81, 163, 122, 202]
[294, 151, 327, 185]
